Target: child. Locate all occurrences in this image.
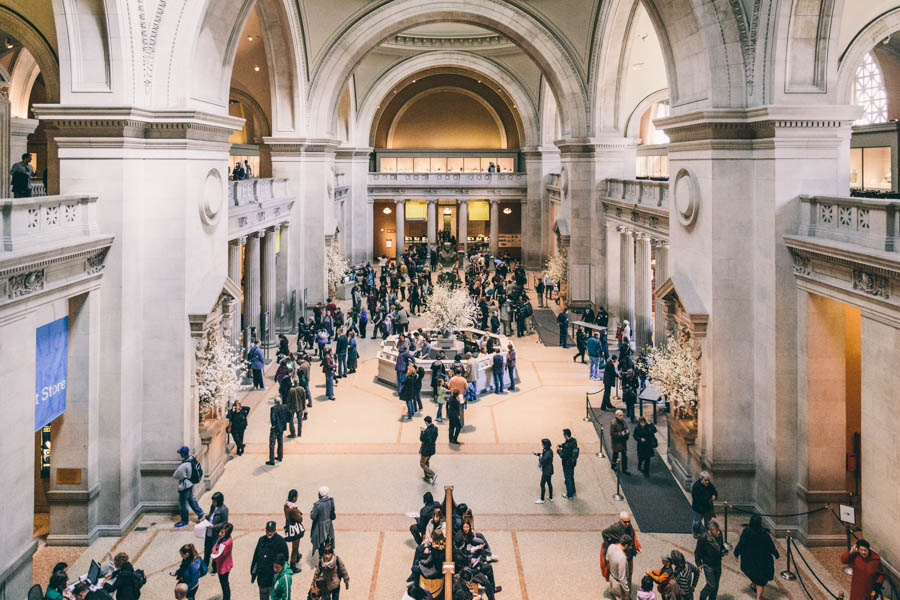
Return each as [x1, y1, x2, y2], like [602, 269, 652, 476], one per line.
[638, 575, 657, 600]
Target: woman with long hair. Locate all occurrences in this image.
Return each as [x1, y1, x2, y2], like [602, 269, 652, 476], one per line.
[210, 523, 234, 600]
[173, 543, 204, 599]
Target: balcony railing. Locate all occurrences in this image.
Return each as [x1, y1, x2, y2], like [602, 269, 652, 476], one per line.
[368, 172, 527, 186]
[228, 178, 291, 207]
[797, 195, 900, 252]
[602, 178, 669, 209]
[1, 194, 99, 252]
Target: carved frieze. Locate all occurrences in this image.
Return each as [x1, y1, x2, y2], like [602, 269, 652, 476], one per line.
[8, 269, 45, 299]
[792, 254, 811, 276]
[85, 249, 109, 275]
[852, 269, 890, 299]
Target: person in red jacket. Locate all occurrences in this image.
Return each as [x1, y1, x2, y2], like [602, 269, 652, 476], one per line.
[841, 539, 885, 600]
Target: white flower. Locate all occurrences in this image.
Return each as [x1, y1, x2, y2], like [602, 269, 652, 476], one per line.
[421, 283, 481, 332]
[196, 332, 243, 420]
[647, 336, 700, 420]
[326, 245, 350, 292]
[543, 250, 568, 283]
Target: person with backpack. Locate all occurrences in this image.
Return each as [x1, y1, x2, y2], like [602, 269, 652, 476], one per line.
[172, 446, 205, 528]
[173, 543, 206, 599]
[101, 552, 145, 600]
[557, 429, 580, 499]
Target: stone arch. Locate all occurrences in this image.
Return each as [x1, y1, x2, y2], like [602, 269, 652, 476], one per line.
[8, 48, 41, 118]
[591, 0, 748, 128]
[1, 4, 59, 103]
[834, 7, 900, 105]
[178, 0, 305, 133]
[354, 51, 539, 148]
[229, 87, 271, 141]
[308, 0, 588, 139]
[624, 88, 669, 139]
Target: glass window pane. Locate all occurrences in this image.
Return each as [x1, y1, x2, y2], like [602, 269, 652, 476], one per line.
[850, 148, 862, 189]
[414, 157, 430, 172]
[862, 147, 892, 190]
[381, 157, 397, 172]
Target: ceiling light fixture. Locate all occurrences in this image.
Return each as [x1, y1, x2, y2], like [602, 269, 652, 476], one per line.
[254, 65, 260, 72]
[412, 79, 416, 83]
[477, 80, 482, 83]
[503, 207, 512, 215]
[443, 208, 452, 215]
[383, 207, 393, 214]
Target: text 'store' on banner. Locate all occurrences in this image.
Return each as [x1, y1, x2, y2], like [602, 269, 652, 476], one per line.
[35, 316, 68, 432]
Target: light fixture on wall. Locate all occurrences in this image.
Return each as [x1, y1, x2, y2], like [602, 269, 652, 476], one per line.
[383, 206, 393, 214]
[4, 38, 12, 49]
[502, 207, 512, 215]
[443, 208, 452, 215]
[254, 65, 261, 72]
[884, 35, 892, 46]
[247, 35, 254, 41]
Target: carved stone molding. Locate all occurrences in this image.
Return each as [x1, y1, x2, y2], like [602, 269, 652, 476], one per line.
[199, 168, 224, 226]
[672, 168, 699, 228]
[852, 269, 890, 299]
[85, 249, 109, 275]
[8, 269, 45, 299]
[792, 254, 811, 276]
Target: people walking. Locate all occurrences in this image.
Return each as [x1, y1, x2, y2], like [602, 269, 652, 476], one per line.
[346, 331, 358, 374]
[312, 542, 350, 600]
[733, 514, 780, 600]
[400, 364, 418, 421]
[172, 446, 205, 528]
[634, 417, 657, 477]
[310, 487, 336, 558]
[283, 489, 305, 573]
[602, 355, 619, 411]
[9, 153, 35, 197]
[557, 429, 579, 499]
[335, 328, 348, 378]
[557, 307, 570, 348]
[203, 492, 229, 565]
[249, 340, 266, 390]
[691, 471, 718, 536]
[670, 549, 701, 600]
[587, 332, 603, 380]
[419, 416, 438, 484]
[447, 391, 463, 444]
[573, 326, 587, 363]
[610, 410, 631, 474]
[284, 376, 303, 438]
[601, 512, 641, 592]
[534, 438, 554, 504]
[841, 539, 885, 600]
[250, 521, 289, 600]
[210, 523, 234, 600]
[322, 347, 336, 401]
[226, 400, 250, 456]
[695, 519, 727, 600]
[266, 398, 288, 466]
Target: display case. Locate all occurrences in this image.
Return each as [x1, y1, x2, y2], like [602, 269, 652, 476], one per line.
[850, 122, 900, 194]
[373, 150, 521, 173]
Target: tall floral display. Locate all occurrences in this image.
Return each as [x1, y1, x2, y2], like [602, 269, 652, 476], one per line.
[544, 249, 568, 284]
[647, 334, 700, 421]
[421, 282, 481, 333]
[326, 245, 350, 295]
[196, 331, 243, 421]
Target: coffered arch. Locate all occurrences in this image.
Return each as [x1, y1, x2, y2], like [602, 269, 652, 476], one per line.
[354, 51, 539, 149]
[308, 0, 589, 140]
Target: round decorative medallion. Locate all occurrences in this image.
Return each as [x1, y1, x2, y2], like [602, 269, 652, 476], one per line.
[672, 168, 699, 227]
[199, 168, 225, 226]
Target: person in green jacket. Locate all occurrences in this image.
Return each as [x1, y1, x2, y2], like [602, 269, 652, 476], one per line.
[271, 556, 292, 600]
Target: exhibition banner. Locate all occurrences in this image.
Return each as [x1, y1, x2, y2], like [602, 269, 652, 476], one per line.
[35, 316, 68, 431]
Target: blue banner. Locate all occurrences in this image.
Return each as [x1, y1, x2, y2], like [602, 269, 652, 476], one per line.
[35, 316, 68, 432]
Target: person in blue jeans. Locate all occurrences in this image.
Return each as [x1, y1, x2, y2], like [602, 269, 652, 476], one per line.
[491, 349, 505, 394]
[172, 446, 205, 527]
[335, 328, 348, 378]
[323, 347, 336, 400]
[587, 332, 603, 380]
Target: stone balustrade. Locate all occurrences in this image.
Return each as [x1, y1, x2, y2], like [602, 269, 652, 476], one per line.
[368, 171, 527, 186]
[1, 193, 99, 252]
[228, 177, 291, 207]
[602, 178, 669, 209]
[797, 195, 900, 253]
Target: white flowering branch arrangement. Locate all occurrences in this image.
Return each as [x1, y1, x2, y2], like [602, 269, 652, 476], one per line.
[196, 331, 243, 421]
[421, 282, 481, 333]
[326, 245, 350, 293]
[647, 335, 700, 421]
[544, 249, 568, 283]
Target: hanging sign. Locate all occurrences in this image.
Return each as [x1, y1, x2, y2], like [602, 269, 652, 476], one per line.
[35, 316, 68, 432]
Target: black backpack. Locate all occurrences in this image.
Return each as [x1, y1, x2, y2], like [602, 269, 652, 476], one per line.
[188, 457, 203, 485]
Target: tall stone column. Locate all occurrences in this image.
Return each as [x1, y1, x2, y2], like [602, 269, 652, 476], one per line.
[261, 226, 277, 345]
[244, 232, 261, 341]
[634, 233, 653, 349]
[427, 199, 437, 255]
[458, 199, 468, 252]
[522, 147, 560, 268]
[619, 226, 635, 333]
[653, 241, 669, 345]
[605, 220, 622, 329]
[556, 140, 598, 306]
[0, 83, 10, 196]
[276, 222, 290, 311]
[489, 198, 500, 256]
[228, 237, 245, 347]
[394, 199, 405, 259]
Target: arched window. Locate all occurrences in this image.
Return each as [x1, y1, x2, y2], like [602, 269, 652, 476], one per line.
[650, 102, 670, 144]
[853, 52, 888, 125]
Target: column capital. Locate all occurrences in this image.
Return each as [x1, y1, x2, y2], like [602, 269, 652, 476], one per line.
[488, 197, 502, 205]
[616, 225, 632, 234]
[247, 230, 263, 239]
[265, 225, 279, 234]
[394, 198, 406, 205]
[280, 221, 290, 230]
[634, 231, 651, 241]
[652, 239, 669, 249]
[426, 198, 439, 205]
[457, 198, 469, 205]
[230, 236, 247, 246]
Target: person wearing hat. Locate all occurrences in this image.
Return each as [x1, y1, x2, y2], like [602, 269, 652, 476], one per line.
[172, 446, 205, 528]
[251, 521, 289, 600]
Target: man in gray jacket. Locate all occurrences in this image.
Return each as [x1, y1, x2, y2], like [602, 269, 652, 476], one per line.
[172, 446, 205, 528]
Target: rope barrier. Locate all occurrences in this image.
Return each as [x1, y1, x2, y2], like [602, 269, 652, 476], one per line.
[791, 536, 842, 600]
[728, 504, 828, 518]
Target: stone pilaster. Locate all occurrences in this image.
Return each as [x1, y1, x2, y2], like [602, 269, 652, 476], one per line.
[0, 83, 9, 197]
[489, 198, 500, 256]
[605, 220, 622, 328]
[261, 226, 278, 344]
[10, 117, 38, 173]
[427, 199, 437, 254]
[556, 140, 596, 306]
[276, 222, 289, 314]
[228, 237, 244, 347]
[458, 199, 468, 252]
[634, 233, 653, 349]
[652, 240, 669, 345]
[522, 147, 560, 269]
[619, 226, 635, 334]
[394, 199, 406, 259]
[244, 232, 261, 340]
[335, 147, 373, 265]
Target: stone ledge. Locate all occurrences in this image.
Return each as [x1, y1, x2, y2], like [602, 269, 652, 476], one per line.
[46, 482, 101, 504]
[0, 539, 38, 587]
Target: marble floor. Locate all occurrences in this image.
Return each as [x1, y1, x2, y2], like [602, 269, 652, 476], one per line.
[33, 294, 849, 600]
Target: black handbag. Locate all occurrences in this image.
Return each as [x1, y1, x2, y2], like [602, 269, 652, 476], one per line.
[284, 519, 305, 541]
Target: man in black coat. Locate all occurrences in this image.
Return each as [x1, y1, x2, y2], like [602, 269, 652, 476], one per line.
[410, 492, 442, 544]
[557, 307, 570, 348]
[447, 393, 462, 444]
[266, 399, 288, 466]
[557, 429, 579, 499]
[601, 355, 619, 411]
[691, 471, 719, 536]
[695, 519, 727, 600]
[251, 521, 289, 599]
[419, 416, 438, 484]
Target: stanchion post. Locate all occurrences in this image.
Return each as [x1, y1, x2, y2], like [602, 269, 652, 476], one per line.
[723, 502, 730, 550]
[584, 394, 591, 422]
[613, 457, 624, 501]
[780, 530, 797, 581]
[597, 424, 606, 459]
